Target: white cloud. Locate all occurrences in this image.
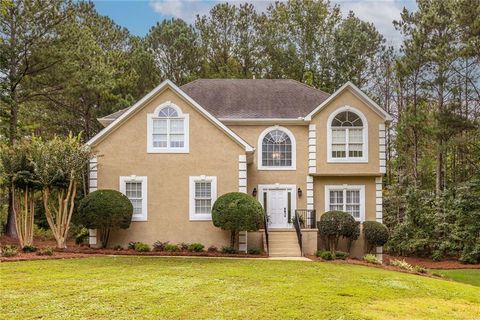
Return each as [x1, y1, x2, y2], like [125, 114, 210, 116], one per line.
[334, 0, 417, 45]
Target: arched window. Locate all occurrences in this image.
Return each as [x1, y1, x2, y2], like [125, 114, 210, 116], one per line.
[147, 102, 189, 153]
[258, 127, 296, 170]
[328, 108, 367, 162]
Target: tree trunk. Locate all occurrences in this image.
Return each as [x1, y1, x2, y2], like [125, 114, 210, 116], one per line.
[230, 230, 236, 248]
[5, 187, 17, 238]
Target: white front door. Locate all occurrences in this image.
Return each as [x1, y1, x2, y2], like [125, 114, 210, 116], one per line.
[259, 185, 296, 229]
[268, 189, 288, 228]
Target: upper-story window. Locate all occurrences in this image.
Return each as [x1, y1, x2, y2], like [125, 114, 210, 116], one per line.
[327, 107, 368, 162]
[147, 101, 189, 153]
[258, 126, 296, 170]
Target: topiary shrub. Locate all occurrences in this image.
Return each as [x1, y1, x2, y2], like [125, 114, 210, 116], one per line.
[134, 242, 150, 252]
[212, 192, 264, 248]
[318, 211, 360, 254]
[77, 189, 133, 248]
[188, 243, 204, 252]
[363, 221, 389, 253]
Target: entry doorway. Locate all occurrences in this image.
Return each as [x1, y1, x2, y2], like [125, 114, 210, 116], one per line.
[258, 184, 297, 229]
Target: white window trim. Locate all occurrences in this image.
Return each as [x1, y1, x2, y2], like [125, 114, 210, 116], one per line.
[119, 175, 148, 222]
[324, 184, 365, 222]
[189, 175, 217, 221]
[257, 125, 297, 171]
[147, 101, 189, 153]
[327, 106, 368, 163]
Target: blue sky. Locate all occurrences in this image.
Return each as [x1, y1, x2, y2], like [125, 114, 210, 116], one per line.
[92, 0, 417, 45]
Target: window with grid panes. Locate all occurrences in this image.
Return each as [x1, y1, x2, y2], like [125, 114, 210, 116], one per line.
[194, 181, 212, 214]
[331, 111, 364, 159]
[261, 129, 292, 167]
[125, 181, 143, 215]
[152, 106, 185, 149]
[328, 188, 361, 220]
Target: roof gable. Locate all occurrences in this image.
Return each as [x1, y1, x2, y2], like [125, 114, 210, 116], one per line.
[304, 82, 393, 122]
[87, 80, 254, 152]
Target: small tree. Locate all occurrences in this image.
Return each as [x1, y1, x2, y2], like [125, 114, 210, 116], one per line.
[31, 135, 93, 248]
[0, 140, 40, 248]
[77, 189, 133, 248]
[212, 192, 264, 248]
[363, 221, 389, 253]
[318, 211, 359, 254]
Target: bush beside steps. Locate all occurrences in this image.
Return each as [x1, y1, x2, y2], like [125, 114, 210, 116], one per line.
[316, 250, 349, 261]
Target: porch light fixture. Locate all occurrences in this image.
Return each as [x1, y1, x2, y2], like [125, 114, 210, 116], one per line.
[252, 188, 257, 197]
[297, 188, 302, 197]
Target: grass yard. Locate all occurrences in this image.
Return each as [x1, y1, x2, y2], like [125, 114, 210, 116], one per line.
[1, 257, 480, 320]
[433, 269, 480, 287]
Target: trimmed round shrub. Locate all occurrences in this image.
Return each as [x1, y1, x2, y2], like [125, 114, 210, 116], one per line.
[363, 221, 389, 253]
[77, 189, 133, 248]
[212, 192, 264, 248]
[318, 211, 359, 253]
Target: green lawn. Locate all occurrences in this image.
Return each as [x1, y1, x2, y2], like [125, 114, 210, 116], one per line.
[1, 257, 480, 320]
[433, 269, 480, 287]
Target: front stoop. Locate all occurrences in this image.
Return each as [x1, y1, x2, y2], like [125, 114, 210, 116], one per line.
[266, 229, 302, 257]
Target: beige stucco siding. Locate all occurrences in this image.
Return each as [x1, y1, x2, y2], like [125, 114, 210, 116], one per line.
[93, 87, 245, 247]
[228, 125, 309, 209]
[314, 176, 377, 258]
[310, 88, 385, 174]
[313, 176, 377, 221]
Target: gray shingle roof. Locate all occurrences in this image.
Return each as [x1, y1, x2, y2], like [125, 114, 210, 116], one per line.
[98, 79, 330, 125]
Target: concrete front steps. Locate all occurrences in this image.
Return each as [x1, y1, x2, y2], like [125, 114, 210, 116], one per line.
[266, 229, 302, 257]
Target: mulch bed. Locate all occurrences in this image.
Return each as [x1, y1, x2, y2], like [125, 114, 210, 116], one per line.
[0, 236, 267, 262]
[383, 255, 480, 270]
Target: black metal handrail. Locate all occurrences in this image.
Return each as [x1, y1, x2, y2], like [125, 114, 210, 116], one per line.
[294, 209, 317, 229]
[293, 212, 303, 256]
[263, 212, 269, 254]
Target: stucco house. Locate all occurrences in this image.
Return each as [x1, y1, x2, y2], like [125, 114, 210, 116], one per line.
[87, 79, 392, 257]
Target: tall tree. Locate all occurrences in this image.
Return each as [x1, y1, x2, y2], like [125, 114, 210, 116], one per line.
[26, 2, 157, 141]
[146, 18, 198, 85]
[0, 0, 71, 237]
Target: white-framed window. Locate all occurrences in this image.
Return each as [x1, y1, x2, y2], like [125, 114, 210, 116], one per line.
[325, 185, 365, 222]
[147, 101, 189, 153]
[120, 176, 148, 221]
[327, 106, 368, 163]
[189, 176, 217, 221]
[257, 126, 296, 170]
